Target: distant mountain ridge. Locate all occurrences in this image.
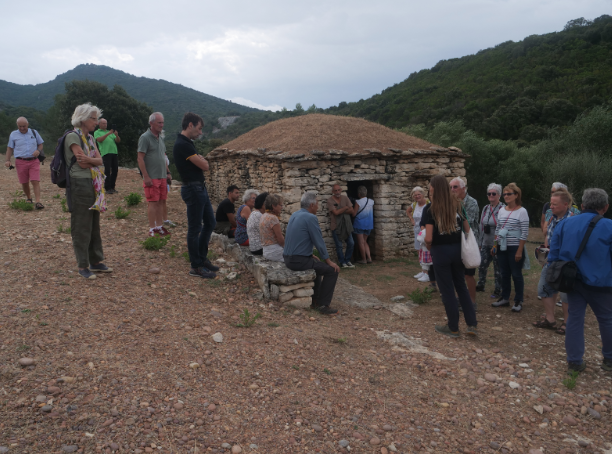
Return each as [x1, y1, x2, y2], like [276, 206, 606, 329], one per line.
[0, 64, 260, 133]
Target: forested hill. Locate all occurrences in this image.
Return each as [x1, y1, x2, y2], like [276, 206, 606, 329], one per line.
[0, 64, 260, 133]
[324, 15, 612, 143]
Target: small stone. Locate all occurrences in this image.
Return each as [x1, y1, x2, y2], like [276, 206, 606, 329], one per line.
[149, 267, 160, 274]
[18, 358, 35, 367]
[578, 440, 589, 448]
[509, 381, 521, 389]
[227, 272, 238, 280]
[60, 376, 76, 383]
[562, 415, 578, 426]
[174, 403, 184, 410]
[529, 450, 544, 454]
[231, 446, 242, 454]
[212, 333, 224, 343]
[249, 444, 258, 450]
[109, 443, 119, 451]
[221, 443, 231, 449]
[388, 444, 397, 452]
[580, 406, 587, 415]
[208, 403, 216, 411]
[390, 295, 405, 302]
[62, 445, 79, 453]
[312, 424, 322, 432]
[490, 442, 501, 449]
[587, 407, 601, 419]
[35, 395, 47, 402]
[370, 437, 381, 445]
[188, 292, 196, 297]
[126, 418, 135, 425]
[41, 404, 53, 412]
[339, 440, 349, 448]
[47, 386, 61, 395]
[381, 448, 388, 454]
[189, 363, 200, 369]
[533, 405, 543, 414]
[484, 373, 498, 382]
[0, 447, 8, 454]
[383, 424, 393, 431]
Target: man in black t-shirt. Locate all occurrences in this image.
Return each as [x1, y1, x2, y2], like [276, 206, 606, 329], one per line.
[214, 185, 240, 238]
[173, 112, 220, 279]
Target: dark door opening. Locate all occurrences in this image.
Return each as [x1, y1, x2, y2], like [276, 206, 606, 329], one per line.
[345, 180, 376, 261]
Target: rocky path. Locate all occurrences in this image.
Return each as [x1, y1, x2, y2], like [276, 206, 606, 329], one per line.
[0, 166, 610, 454]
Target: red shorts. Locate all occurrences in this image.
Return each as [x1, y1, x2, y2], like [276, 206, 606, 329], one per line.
[15, 158, 40, 184]
[143, 178, 168, 202]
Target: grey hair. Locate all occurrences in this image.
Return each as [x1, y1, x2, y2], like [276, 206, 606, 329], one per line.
[450, 177, 466, 189]
[149, 112, 164, 123]
[551, 182, 568, 191]
[486, 183, 502, 195]
[300, 192, 318, 209]
[411, 186, 425, 196]
[242, 189, 259, 203]
[581, 188, 608, 211]
[71, 103, 102, 127]
[357, 185, 368, 198]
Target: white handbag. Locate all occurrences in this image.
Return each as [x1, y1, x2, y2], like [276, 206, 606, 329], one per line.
[461, 229, 481, 269]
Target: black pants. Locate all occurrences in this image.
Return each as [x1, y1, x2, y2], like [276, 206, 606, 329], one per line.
[430, 243, 477, 332]
[102, 154, 119, 190]
[284, 255, 338, 307]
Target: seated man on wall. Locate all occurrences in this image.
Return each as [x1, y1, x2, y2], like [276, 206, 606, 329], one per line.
[214, 185, 240, 238]
[284, 192, 341, 315]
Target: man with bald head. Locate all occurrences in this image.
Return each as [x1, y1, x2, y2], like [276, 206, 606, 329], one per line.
[327, 184, 355, 268]
[5, 117, 45, 209]
[94, 118, 121, 194]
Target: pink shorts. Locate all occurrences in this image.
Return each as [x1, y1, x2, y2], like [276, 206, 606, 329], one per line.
[15, 158, 40, 184]
[143, 178, 168, 202]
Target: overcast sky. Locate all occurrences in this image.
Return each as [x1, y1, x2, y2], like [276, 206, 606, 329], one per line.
[1, 0, 609, 111]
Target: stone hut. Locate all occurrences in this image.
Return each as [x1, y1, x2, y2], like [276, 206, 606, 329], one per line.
[205, 114, 467, 261]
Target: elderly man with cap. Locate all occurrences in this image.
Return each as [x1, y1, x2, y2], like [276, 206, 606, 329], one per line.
[5, 117, 45, 209]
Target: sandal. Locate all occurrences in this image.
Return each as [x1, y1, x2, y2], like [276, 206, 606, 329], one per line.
[35, 202, 44, 210]
[356, 260, 368, 265]
[555, 323, 566, 335]
[26, 199, 33, 203]
[533, 318, 557, 330]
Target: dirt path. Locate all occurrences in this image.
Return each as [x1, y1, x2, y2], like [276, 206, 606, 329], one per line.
[0, 165, 610, 454]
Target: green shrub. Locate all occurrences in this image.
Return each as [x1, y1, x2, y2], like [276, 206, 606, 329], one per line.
[60, 198, 68, 212]
[409, 287, 434, 305]
[237, 309, 261, 328]
[124, 192, 143, 206]
[9, 200, 34, 211]
[114, 207, 131, 219]
[141, 235, 170, 250]
[57, 225, 71, 234]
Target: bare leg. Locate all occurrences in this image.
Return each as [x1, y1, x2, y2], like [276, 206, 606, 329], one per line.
[465, 275, 476, 303]
[162, 199, 168, 221]
[21, 183, 31, 200]
[356, 234, 367, 262]
[363, 235, 371, 261]
[541, 296, 556, 324]
[147, 201, 163, 228]
[31, 181, 41, 203]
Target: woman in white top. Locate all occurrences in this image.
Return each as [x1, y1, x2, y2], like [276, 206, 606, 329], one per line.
[352, 185, 375, 264]
[406, 186, 430, 280]
[491, 182, 529, 312]
[246, 192, 268, 255]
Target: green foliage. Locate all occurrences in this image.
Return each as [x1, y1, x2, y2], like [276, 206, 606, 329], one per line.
[207, 250, 218, 261]
[333, 337, 347, 344]
[9, 199, 34, 211]
[124, 192, 143, 206]
[181, 252, 190, 261]
[169, 245, 177, 258]
[52, 194, 61, 199]
[236, 309, 262, 328]
[141, 235, 170, 251]
[114, 206, 131, 219]
[323, 368, 331, 375]
[57, 225, 71, 234]
[409, 287, 434, 305]
[563, 370, 580, 389]
[60, 198, 68, 212]
[267, 322, 280, 328]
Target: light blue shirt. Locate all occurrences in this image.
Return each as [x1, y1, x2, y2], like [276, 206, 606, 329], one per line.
[8, 129, 44, 158]
[283, 208, 330, 260]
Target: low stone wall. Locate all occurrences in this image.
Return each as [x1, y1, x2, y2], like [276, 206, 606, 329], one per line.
[210, 233, 316, 308]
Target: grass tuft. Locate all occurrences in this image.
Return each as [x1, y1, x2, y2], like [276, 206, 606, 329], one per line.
[124, 192, 143, 206]
[409, 287, 434, 305]
[9, 199, 34, 211]
[114, 207, 131, 219]
[236, 309, 261, 328]
[140, 235, 170, 251]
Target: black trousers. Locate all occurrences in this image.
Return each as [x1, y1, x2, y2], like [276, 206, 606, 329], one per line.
[102, 154, 119, 190]
[284, 255, 338, 307]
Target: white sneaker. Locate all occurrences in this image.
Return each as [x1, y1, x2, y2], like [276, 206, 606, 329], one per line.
[418, 274, 430, 282]
[414, 272, 425, 279]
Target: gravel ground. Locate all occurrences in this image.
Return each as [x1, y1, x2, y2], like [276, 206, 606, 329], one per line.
[0, 167, 610, 454]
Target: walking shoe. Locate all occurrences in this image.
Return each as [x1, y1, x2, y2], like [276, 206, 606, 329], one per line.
[567, 361, 587, 374]
[601, 358, 612, 371]
[490, 291, 501, 298]
[318, 306, 338, 315]
[78, 269, 97, 280]
[435, 324, 459, 338]
[90, 263, 113, 273]
[491, 297, 510, 307]
[418, 274, 430, 282]
[189, 268, 216, 279]
[148, 229, 160, 237]
[414, 271, 425, 279]
[189, 268, 202, 277]
[476, 284, 485, 292]
[159, 227, 171, 236]
[345, 261, 355, 268]
[466, 326, 478, 336]
[511, 301, 523, 312]
[163, 220, 177, 228]
[555, 301, 563, 307]
[203, 259, 220, 272]
[341, 263, 349, 269]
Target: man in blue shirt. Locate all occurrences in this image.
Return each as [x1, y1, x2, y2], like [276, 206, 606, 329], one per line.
[284, 192, 340, 315]
[548, 188, 612, 373]
[5, 117, 44, 209]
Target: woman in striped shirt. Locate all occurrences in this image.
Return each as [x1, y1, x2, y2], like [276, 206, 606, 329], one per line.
[491, 183, 530, 312]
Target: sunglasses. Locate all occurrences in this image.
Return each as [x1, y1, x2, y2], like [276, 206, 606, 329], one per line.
[502, 192, 516, 197]
[450, 185, 461, 189]
[487, 192, 498, 196]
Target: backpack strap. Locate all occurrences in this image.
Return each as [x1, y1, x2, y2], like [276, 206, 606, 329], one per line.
[575, 214, 603, 261]
[354, 199, 369, 219]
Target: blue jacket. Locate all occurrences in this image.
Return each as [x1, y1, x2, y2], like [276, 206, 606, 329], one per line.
[548, 210, 612, 288]
[283, 209, 330, 259]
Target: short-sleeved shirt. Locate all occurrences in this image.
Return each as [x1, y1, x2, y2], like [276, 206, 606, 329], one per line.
[462, 193, 480, 242]
[247, 210, 264, 252]
[327, 195, 352, 231]
[63, 132, 94, 180]
[423, 208, 462, 246]
[137, 129, 167, 179]
[8, 128, 43, 158]
[93, 129, 118, 156]
[260, 213, 280, 247]
[216, 198, 235, 222]
[173, 133, 204, 183]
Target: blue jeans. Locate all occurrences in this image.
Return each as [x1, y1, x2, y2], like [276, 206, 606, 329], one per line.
[566, 280, 612, 364]
[331, 230, 354, 264]
[181, 184, 216, 270]
[497, 245, 525, 302]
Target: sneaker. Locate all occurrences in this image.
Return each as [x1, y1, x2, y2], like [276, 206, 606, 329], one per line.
[163, 220, 177, 228]
[189, 268, 202, 277]
[345, 261, 355, 268]
[435, 324, 459, 338]
[159, 227, 171, 236]
[418, 274, 430, 282]
[341, 263, 349, 269]
[568, 361, 587, 374]
[466, 326, 478, 336]
[318, 306, 338, 315]
[189, 268, 216, 279]
[511, 301, 523, 312]
[476, 284, 485, 292]
[492, 297, 510, 307]
[601, 358, 612, 371]
[490, 291, 501, 299]
[78, 268, 97, 280]
[90, 263, 113, 273]
[555, 301, 563, 307]
[203, 259, 220, 272]
[148, 230, 160, 237]
[414, 271, 425, 279]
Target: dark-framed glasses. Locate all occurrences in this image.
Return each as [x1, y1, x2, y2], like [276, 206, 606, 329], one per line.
[487, 192, 498, 196]
[502, 192, 516, 197]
